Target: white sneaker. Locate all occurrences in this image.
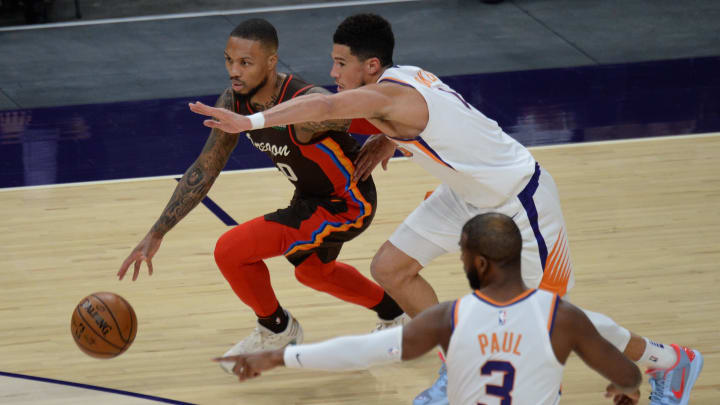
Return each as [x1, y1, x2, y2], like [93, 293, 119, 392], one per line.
[372, 313, 410, 332]
[219, 311, 304, 374]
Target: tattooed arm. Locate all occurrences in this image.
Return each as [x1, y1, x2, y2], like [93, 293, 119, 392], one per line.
[151, 96, 239, 236]
[292, 86, 351, 143]
[117, 89, 239, 281]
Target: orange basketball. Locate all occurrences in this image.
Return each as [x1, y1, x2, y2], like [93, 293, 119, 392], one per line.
[71, 292, 137, 359]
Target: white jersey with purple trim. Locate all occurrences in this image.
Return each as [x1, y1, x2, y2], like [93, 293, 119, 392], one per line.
[378, 65, 536, 208]
[446, 289, 563, 405]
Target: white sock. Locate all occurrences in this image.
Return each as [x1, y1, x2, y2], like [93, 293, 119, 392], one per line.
[637, 338, 677, 369]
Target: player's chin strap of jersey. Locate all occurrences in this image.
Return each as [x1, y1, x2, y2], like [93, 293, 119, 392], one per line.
[283, 327, 402, 370]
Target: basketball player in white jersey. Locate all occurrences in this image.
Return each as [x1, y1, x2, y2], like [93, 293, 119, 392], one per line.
[215, 213, 642, 405]
[188, 13, 702, 405]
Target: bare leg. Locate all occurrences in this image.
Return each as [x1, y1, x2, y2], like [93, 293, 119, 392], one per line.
[582, 309, 677, 369]
[370, 240, 439, 317]
[623, 333, 647, 362]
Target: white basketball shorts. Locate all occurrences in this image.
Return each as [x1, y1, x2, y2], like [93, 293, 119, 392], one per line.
[389, 163, 576, 296]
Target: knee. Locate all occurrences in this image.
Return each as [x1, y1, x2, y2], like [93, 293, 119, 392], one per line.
[213, 231, 232, 266]
[583, 310, 631, 350]
[294, 266, 314, 287]
[370, 249, 416, 291]
[294, 257, 331, 287]
[214, 228, 251, 271]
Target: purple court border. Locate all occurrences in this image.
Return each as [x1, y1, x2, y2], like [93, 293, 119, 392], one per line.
[0, 371, 196, 405]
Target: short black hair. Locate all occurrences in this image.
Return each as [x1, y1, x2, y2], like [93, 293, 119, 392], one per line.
[333, 13, 394, 67]
[462, 213, 522, 267]
[230, 18, 278, 53]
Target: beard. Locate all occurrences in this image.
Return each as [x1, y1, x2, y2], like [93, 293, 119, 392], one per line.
[233, 75, 268, 101]
[465, 266, 483, 290]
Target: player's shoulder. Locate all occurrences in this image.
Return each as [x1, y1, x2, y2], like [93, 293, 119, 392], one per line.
[283, 74, 328, 99]
[379, 65, 429, 81]
[553, 297, 594, 335]
[303, 85, 332, 96]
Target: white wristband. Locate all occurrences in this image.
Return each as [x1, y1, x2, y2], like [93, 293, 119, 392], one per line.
[248, 112, 265, 130]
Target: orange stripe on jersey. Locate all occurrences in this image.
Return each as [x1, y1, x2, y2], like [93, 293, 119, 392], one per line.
[379, 78, 414, 88]
[283, 138, 373, 257]
[539, 229, 572, 297]
[474, 288, 536, 307]
[319, 138, 357, 181]
[452, 298, 461, 331]
[393, 138, 454, 169]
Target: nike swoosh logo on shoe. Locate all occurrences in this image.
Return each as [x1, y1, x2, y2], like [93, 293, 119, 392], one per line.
[672, 368, 687, 399]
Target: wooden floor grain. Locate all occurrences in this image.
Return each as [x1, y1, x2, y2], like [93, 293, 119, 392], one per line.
[1, 133, 718, 404]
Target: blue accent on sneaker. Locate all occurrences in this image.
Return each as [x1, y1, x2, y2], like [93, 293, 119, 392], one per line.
[648, 345, 703, 405]
[414, 364, 449, 405]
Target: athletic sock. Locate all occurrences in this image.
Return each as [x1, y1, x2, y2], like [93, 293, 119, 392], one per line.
[258, 306, 289, 334]
[371, 292, 404, 320]
[638, 337, 678, 369]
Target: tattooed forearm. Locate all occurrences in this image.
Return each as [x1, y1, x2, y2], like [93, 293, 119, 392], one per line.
[151, 165, 216, 236]
[294, 119, 351, 135]
[150, 89, 239, 237]
[293, 86, 351, 139]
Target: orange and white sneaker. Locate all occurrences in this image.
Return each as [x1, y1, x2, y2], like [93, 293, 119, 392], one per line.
[219, 311, 303, 374]
[647, 344, 703, 405]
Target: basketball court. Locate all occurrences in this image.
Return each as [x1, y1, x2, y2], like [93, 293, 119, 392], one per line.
[1, 0, 719, 403]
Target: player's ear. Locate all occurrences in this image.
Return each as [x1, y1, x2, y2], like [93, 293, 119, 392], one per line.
[365, 57, 382, 75]
[267, 52, 278, 71]
[474, 255, 488, 275]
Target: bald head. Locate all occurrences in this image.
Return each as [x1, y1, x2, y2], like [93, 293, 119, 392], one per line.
[461, 213, 522, 268]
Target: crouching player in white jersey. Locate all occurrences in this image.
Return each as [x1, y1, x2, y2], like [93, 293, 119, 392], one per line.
[188, 14, 703, 405]
[216, 213, 643, 405]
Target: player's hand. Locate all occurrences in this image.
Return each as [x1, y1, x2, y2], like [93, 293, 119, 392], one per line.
[188, 101, 249, 134]
[604, 384, 640, 405]
[214, 349, 285, 382]
[353, 134, 396, 182]
[118, 232, 163, 281]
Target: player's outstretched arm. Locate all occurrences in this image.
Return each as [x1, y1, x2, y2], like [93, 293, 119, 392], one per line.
[291, 86, 351, 143]
[118, 89, 239, 281]
[189, 84, 398, 134]
[213, 349, 285, 382]
[400, 300, 454, 360]
[216, 302, 454, 382]
[553, 300, 642, 404]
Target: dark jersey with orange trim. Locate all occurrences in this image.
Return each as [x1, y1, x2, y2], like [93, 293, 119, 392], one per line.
[234, 75, 371, 199]
[231, 75, 376, 264]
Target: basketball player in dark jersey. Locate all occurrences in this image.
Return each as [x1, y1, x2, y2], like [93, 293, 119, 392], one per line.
[117, 19, 406, 371]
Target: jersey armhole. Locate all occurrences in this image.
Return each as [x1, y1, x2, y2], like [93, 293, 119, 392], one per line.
[547, 294, 560, 338]
[450, 298, 461, 333]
